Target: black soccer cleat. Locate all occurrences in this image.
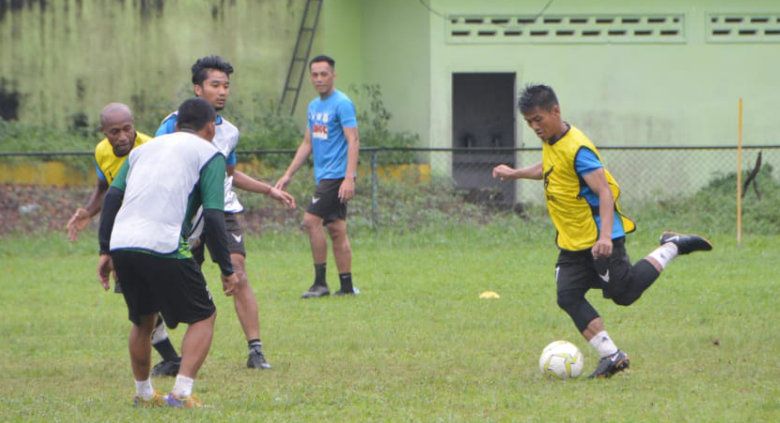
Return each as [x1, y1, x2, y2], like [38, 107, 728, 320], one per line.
[659, 231, 713, 255]
[334, 286, 360, 296]
[589, 350, 630, 379]
[247, 348, 272, 370]
[151, 359, 180, 377]
[301, 284, 330, 299]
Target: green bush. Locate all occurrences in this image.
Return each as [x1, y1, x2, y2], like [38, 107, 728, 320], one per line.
[635, 164, 780, 235]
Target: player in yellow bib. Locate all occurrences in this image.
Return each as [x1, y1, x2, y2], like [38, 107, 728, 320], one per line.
[66, 103, 182, 376]
[493, 85, 712, 378]
[67, 103, 150, 240]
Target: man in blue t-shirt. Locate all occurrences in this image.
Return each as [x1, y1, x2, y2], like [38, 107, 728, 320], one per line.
[276, 55, 361, 298]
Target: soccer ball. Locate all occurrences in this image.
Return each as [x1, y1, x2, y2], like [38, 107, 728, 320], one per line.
[539, 340, 584, 379]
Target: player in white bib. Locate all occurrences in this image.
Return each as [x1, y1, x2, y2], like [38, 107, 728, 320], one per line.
[157, 56, 295, 369]
[98, 98, 238, 407]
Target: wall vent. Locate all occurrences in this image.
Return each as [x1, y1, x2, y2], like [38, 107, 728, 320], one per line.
[707, 14, 780, 42]
[447, 14, 685, 44]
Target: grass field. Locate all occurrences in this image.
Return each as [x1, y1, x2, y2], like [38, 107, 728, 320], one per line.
[0, 221, 778, 422]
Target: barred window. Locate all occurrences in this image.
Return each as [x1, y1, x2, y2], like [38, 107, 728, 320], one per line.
[447, 14, 685, 44]
[707, 14, 780, 42]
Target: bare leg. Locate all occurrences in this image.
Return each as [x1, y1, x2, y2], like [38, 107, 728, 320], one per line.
[230, 253, 260, 341]
[327, 219, 352, 274]
[302, 212, 327, 265]
[177, 312, 216, 378]
[581, 317, 605, 341]
[129, 314, 157, 381]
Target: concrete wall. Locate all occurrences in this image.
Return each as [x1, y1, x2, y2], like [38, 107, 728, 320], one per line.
[320, 0, 431, 141]
[0, 0, 303, 131]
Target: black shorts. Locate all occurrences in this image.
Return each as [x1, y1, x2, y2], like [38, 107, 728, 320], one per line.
[306, 178, 347, 224]
[555, 237, 632, 300]
[192, 212, 246, 265]
[111, 250, 216, 329]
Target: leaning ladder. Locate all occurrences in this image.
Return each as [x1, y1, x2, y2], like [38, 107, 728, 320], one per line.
[278, 0, 324, 115]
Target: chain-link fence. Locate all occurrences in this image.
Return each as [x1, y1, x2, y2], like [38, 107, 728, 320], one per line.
[1, 145, 778, 233]
[240, 145, 777, 224]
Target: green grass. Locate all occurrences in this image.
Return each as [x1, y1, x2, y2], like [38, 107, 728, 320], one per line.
[0, 225, 778, 422]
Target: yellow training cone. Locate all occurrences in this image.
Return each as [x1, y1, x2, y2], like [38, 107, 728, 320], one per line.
[479, 291, 500, 299]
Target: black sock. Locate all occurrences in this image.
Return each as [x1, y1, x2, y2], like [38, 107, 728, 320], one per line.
[153, 338, 180, 362]
[314, 263, 327, 286]
[339, 273, 353, 292]
[248, 338, 262, 353]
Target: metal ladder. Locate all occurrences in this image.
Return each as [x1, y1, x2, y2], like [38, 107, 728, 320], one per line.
[278, 0, 323, 115]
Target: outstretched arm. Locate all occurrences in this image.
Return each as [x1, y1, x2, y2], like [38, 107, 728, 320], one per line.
[232, 170, 296, 208]
[492, 162, 543, 181]
[275, 127, 312, 190]
[67, 178, 109, 241]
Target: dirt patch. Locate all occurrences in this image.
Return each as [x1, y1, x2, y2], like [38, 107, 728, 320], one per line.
[0, 184, 299, 236]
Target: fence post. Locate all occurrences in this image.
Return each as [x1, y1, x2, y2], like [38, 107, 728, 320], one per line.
[371, 149, 379, 229]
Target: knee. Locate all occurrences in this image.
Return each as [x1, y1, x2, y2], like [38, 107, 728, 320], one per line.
[301, 215, 320, 233]
[611, 294, 636, 307]
[556, 292, 579, 312]
[327, 224, 349, 245]
[232, 256, 248, 284]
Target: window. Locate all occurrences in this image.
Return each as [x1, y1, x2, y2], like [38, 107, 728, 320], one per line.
[447, 14, 685, 44]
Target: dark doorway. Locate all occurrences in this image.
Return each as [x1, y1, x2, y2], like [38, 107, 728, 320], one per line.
[452, 73, 516, 206]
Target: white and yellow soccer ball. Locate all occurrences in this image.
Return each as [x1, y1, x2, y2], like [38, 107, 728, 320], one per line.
[539, 340, 584, 379]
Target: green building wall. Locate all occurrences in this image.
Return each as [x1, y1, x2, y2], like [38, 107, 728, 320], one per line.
[321, 0, 780, 203]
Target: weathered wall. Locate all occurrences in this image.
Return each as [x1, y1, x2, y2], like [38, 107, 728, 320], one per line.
[0, 0, 304, 131]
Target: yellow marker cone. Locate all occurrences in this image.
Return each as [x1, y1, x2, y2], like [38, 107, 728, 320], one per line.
[479, 291, 500, 299]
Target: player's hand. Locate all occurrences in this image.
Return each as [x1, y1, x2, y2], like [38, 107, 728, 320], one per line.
[221, 273, 239, 296]
[338, 177, 355, 203]
[492, 164, 515, 181]
[97, 254, 113, 291]
[268, 187, 296, 209]
[66, 208, 91, 241]
[274, 174, 291, 191]
[591, 237, 613, 259]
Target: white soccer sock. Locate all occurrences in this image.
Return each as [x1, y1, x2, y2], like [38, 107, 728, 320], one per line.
[172, 375, 195, 397]
[151, 322, 169, 344]
[647, 242, 679, 270]
[135, 378, 154, 400]
[589, 331, 619, 358]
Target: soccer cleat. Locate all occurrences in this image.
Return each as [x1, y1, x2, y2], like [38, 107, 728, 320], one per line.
[164, 393, 203, 408]
[133, 391, 166, 408]
[659, 231, 713, 255]
[151, 359, 181, 377]
[334, 286, 360, 296]
[589, 350, 630, 379]
[301, 284, 330, 299]
[247, 348, 272, 369]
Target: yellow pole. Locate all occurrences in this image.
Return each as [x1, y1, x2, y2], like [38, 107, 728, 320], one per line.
[736, 98, 743, 245]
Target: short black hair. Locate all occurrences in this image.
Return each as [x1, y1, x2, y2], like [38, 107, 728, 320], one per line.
[191, 55, 234, 85]
[518, 84, 559, 114]
[177, 98, 216, 132]
[309, 54, 335, 69]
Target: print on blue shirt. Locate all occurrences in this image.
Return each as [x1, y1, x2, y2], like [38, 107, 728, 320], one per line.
[308, 89, 357, 183]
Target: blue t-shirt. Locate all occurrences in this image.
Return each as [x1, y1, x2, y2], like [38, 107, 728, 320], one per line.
[156, 114, 237, 166]
[575, 148, 625, 239]
[308, 89, 358, 183]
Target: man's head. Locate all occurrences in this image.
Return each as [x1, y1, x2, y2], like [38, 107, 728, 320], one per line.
[309, 55, 336, 97]
[191, 55, 233, 111]
[100, 103, 136, 157]
[518, 84, 564, 142]
[176, 97, 217, 142]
